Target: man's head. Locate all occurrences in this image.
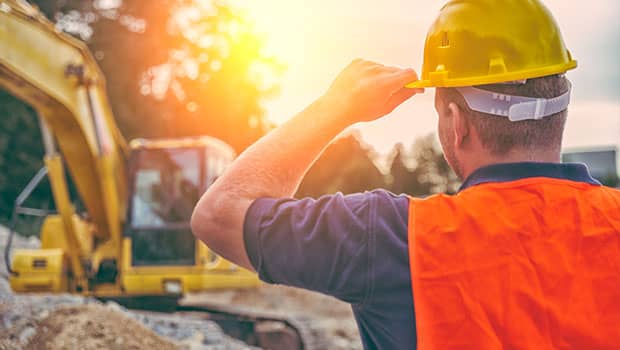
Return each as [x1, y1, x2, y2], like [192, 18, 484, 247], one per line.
[434, 75, 570, 178]
[409, 0, 577, 178]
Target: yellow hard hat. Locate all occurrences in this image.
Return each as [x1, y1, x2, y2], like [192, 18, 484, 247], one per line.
[407, 0, 577, 88]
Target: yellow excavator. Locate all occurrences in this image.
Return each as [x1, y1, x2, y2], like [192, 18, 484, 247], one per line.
[1, 1, 321, 348]
[1, 0, 258, 298]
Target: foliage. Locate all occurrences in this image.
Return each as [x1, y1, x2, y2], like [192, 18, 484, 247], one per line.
[0, 91, 53, 228]
[388, 135, 460, 196]
[31, 0, 283, 152]
[601, 174, 620, 188]
[0, 0, 280, 223]
[296, 132, 385, 198]
[296, 132, 460, 199]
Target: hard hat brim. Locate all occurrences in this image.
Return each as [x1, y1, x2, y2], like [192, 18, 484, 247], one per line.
[406, 60, 577, 89]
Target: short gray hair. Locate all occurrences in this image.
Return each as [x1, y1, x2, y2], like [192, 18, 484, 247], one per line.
[438, 75, 570, 156]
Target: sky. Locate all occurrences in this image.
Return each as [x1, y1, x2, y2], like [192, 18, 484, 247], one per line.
[242, 0, 620, 159]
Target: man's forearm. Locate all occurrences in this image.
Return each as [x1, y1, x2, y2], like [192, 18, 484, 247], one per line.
[225, 97, 349, 199]
[191, 97, 349, 268]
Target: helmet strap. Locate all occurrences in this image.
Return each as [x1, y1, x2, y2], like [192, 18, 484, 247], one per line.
[456, 82, 572, 122]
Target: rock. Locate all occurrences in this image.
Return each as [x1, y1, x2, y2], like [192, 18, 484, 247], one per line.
[105, 301, 125, 312]
[18, 326, 35, 343]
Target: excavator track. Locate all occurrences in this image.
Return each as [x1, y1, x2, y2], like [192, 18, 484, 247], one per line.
[114, 297, 328, 350]
[176, 303, 327, 350]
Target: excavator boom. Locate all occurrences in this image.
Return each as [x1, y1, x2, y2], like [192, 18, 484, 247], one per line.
[0, 0, 127, 242]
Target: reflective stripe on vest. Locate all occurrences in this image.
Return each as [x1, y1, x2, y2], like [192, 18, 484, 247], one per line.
[408, 178, 620, 350]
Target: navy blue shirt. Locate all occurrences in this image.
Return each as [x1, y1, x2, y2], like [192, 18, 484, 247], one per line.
[242, 163, 600, 349]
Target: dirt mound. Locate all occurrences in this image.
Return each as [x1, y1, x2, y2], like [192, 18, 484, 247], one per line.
[24, 304, 177, 350]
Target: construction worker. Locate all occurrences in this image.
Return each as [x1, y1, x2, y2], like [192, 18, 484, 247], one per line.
[192, 0, 620, 349]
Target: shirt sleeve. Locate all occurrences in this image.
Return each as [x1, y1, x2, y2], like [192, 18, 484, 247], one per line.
[243, 190, 409, 305]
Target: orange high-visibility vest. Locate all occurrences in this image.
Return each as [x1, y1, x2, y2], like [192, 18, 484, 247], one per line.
[408, 177, 620, 350]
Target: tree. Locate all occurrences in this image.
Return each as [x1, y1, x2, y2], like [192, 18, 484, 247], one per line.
[30, 0, 282, 151]
[0, 91, 53, 225]
[601, 174, 620, 188]
[296, 132, 386, 198]
[388, 143, 414, 194]
[296, 133, 460, 199]
[389, 143, 430, 196]
[387, 134, 460, 197]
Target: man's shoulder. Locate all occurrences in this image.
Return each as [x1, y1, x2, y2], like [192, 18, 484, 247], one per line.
[321, 188, 409, 202]
[346, 188, 410, 203]
[339, 189, 410, 224]
[291, 189, 410, 220]
[243, 188, 412, 303]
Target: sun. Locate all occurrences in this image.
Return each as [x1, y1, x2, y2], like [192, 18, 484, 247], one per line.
[237, 1, 300, 64]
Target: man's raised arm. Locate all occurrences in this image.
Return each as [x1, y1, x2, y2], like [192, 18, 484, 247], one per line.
[190, 60, 422, 270]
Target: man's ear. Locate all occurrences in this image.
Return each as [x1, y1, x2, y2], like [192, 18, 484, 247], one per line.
[448, 102, 469, 149]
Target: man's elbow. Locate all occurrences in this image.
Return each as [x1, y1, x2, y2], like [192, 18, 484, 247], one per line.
[191, 196, 219, 246]
[191, 190, 255, 271]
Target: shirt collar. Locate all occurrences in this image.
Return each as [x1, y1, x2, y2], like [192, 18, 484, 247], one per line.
[459, 162, 601, 192]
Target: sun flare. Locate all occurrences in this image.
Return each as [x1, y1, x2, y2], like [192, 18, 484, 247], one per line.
[235, 0, 619, 153]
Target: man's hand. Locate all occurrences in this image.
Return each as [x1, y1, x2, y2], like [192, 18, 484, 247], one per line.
[191, 59, 422, 271]
[321, 59, 424, 125]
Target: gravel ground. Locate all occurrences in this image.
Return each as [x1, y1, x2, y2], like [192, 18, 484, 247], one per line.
[0, 226, 251, 349]
[185, 286, 362, 350]
[0, 225, 362, 349]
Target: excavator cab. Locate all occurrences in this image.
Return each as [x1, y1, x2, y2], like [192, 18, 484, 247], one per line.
[119, 137, 259, 296]
[128, 142, 209, 267]
[8, 136, 259, 296]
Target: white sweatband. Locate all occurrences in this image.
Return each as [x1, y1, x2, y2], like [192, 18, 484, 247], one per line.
[456, 82, 571, 122]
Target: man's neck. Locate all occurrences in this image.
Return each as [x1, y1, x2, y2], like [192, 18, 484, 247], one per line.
[461, 149, 562, 180]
